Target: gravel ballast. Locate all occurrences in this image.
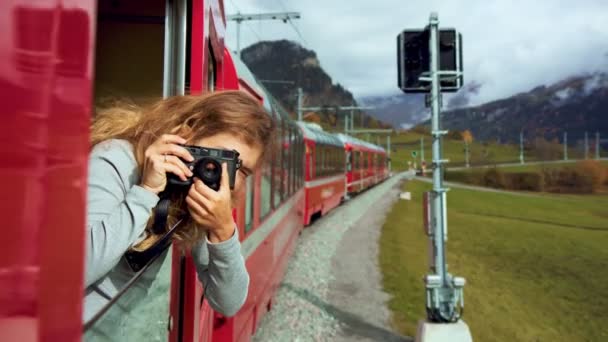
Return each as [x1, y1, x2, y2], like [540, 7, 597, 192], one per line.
[253, 173, 413, 341]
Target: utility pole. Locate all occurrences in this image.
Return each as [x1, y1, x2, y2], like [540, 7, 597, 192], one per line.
[519, 131, 525, 164]
[350, 105, 355, 133]
[299, 101, 374, 128]
[464, 141, 470, 168]
[387, 135, 392, 172]
[563, 132, 568, 161]
[421, 137, 425, 162]
[297, 87, 303, 121]
[585, 131, 589, 159]
[227, 12, 301, 57]
[596, 131, 600, 160]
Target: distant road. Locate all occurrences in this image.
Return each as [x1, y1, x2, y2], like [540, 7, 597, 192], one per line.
[448, 158, 608, 171]
[414, 176, 545, 197]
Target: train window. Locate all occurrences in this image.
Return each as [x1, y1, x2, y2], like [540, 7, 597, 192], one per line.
[290, 127, 296, 194]
[273, 115, 283, 207]
[84, 246, 173, 340]
[245, 174, 254, 233]
[260, 161, 272, 220]
[85, 0, 188, 330]
[346, 151, 352, 172]
[282, 121, 289, 198]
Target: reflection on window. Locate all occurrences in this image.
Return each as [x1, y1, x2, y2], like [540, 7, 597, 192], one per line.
[245, 175, 254, 232]
[261, 163, 272, 219]
[84, 246, 173, 342]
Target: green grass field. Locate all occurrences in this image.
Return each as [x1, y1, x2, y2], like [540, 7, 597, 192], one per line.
[385, 132, 529, 171]
[492, 160, 608, 173]
[380, 180, 608, 341]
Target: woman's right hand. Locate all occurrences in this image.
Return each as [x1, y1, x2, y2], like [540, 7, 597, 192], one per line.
[139, 134, 195, 195]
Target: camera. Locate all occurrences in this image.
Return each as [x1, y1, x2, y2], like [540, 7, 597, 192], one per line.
[166, 145, 242, 192]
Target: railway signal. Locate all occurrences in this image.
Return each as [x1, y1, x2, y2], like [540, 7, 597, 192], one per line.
[398, 13, 471, 342]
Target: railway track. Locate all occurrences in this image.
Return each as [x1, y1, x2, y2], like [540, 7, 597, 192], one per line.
[253, 172, 414, 342]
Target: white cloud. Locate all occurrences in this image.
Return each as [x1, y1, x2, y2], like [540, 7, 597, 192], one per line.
[225, 0, 608, 105]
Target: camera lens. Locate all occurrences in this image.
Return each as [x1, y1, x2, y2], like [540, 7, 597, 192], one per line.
[194, 158, 221, 191]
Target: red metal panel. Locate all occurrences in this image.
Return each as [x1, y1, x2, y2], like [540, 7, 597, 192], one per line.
[0, 1, 94, 341]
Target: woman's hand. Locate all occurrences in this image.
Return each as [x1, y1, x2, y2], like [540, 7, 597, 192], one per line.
[140, 134, 194, 195]
[185, 163, 236, 243]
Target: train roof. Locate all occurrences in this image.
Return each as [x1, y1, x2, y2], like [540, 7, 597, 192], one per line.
[336, 133, 386, 153]
[296, 121, 344, 148]
[230, 51, 273, 113]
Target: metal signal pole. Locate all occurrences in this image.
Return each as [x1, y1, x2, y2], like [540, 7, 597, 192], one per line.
[519, 131, 525, 164]
[421, 137, 425, 162]
[596, 132, 600, 160]
[398, 13, 470, 341]
[414, 13, 470, 342]
[585, 131, 589, 159]
[227, 12, 301, 57]
[564, 132, 568, 161]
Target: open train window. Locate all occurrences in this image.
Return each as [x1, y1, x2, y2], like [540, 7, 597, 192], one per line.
[86, 0, 189, 338]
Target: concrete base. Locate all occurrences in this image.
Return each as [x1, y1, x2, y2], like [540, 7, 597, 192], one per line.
[415, 320, 473, 342]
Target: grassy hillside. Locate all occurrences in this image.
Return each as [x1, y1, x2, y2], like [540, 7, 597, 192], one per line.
[383, 132, 524, 171]
[380, 180, 608, 341]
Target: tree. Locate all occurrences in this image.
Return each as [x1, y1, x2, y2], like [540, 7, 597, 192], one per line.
[303, 112, 321, 124]
[462, 130, 474, 144]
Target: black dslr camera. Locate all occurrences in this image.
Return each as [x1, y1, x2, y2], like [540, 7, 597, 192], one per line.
[166, 145, 242, 192]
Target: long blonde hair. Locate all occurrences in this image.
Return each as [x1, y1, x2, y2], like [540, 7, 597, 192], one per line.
[91, 91, 275, 250]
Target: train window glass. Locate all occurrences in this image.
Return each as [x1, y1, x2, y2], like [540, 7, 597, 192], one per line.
[300, 136, 304, 187]
[290, 128, 296, 194]
[282, 121, 289, 199]
[84, 245, 173, 340]
[274, 116, 283, 207]
[261, 161, 272, 219]
[346, 151, 352, 172]
[245, 174, 254, 232]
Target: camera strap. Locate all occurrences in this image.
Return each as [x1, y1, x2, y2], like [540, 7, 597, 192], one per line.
[152, 194, 171, 235]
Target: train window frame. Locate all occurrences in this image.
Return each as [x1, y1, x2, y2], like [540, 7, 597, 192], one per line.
[86, 0, 189, 331]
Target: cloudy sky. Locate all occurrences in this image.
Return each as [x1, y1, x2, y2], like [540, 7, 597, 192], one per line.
[225, 0, 608, 106]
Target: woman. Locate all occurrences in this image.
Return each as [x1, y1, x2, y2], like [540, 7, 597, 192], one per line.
[84, 91, 274, 322]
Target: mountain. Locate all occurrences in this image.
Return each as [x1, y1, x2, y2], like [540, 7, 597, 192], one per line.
[437, 73, 608, 143]
[240, 40, 389, 129]
[358, 93, 427, 129]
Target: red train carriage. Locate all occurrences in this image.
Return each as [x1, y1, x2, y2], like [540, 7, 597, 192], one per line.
[336, 134, 388, 194]
[0, 0, 305, 341]
[226, 56, 305, 342]
[297, 122, 346, 225]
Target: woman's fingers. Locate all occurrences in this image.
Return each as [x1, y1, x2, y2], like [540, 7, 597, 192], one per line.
[165, 155, 193, 178]
[219, 163, 230, 195]
[193, 177, 221, 201]
[159, 134, 187, 145]
[156, 143, 194, 162]
[188, 180, 214, 209]
[185, 195, 210, 222]
[156, 155, 188, 181]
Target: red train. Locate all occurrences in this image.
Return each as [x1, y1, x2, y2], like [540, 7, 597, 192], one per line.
[0, 1, 389, 341]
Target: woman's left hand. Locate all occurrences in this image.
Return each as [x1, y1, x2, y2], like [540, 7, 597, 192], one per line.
[186, 163, 235, 243]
